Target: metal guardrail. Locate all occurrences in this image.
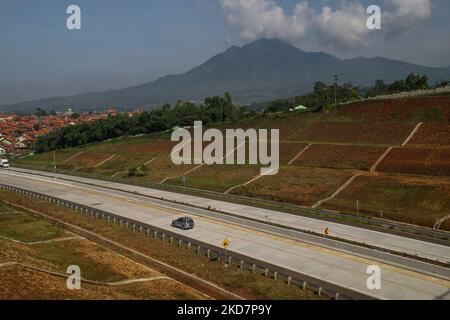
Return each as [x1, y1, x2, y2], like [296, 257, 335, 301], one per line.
[0, 183, 377, 300]
[6, 167, 450, 279]
[11, 165, 450, 242]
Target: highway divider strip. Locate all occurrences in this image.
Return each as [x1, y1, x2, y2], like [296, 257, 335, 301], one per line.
[5, 168, 450, 273]
[9, 167, 450, 242]
[0, 183, 377, 300]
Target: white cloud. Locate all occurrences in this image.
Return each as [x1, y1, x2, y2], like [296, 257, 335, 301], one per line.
[219, 0, 435, 50]
[219, 0, 313, 42]
[314, 1, 369, 49]
[383, 0, 433, 35]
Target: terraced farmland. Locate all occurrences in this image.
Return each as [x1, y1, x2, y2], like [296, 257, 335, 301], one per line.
[14, 95, 450, 230]
[322, 174, 450, 230]
[335, 96, 450, 121]
[292, 144, 385, 170]
[231, 167, 357, 207]
[291, 120, 417, 145]
[408, 123, 450, 147]
[377, 147, 450, 177]
[168, 164, 261, 192]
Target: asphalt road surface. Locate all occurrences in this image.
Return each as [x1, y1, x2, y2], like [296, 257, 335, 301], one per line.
[1, 169, 449, 300]
[10, 168, 450, 263]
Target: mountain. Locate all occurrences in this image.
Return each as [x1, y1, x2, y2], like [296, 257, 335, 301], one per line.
[2, 38, 450, 113]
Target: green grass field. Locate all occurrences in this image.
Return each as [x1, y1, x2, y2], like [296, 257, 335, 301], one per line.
[0, 211, 66, 243]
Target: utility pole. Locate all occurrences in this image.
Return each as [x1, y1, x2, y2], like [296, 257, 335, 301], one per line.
[53, 150, 56, 175]
[334, 74, 339, 109]
[356, 200, 359, 217]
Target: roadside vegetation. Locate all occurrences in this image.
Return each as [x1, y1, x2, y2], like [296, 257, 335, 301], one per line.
[0, 200, 208, 300]
[0, 192, 326, 300]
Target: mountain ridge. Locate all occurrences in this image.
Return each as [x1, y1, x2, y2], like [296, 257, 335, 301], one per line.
[1, 38, 450, 113]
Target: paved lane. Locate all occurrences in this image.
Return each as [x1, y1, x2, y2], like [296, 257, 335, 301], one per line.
[9, 168, 450, 263]
[0, 170, 449, 300]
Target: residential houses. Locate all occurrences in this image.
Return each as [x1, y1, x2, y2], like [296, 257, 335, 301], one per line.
[0, 107, 124, 157]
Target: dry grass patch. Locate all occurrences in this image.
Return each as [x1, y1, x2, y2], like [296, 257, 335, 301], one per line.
[323, 174, 450, 230]
[0, 192, 325, 300]
[231, 167, 356, 207]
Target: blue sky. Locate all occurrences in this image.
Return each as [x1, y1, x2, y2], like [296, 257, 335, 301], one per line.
[0, 0, 449, 105]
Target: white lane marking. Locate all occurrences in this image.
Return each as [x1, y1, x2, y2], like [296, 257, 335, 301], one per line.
[3, 171, 450, 298]
[3, 169, 450, 262]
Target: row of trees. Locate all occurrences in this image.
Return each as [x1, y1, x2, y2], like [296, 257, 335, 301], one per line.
[35, 93, 246, 153]
[266, 81, 360, 113]
[265, 73, 446, 113]
[365, 73, 430, 97]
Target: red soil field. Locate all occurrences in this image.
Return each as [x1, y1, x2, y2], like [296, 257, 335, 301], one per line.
[408, 123, 450, 147]
[292, 120, 417, 145]
[293, 144, 385, 170]
[238, 113, 320, 140]
[110, 139, 175, 156]
[231, 167, 355, 207]
[279, 142, 309, 165]
[377, 147, 450, 177]
[334, 96, 450, 121]
[322, 174, 450, 230]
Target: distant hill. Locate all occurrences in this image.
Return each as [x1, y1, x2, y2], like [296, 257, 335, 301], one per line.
[2, 38, 450, 113]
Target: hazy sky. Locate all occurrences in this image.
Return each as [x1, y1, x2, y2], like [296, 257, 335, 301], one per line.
[1, 0, 449, 105]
